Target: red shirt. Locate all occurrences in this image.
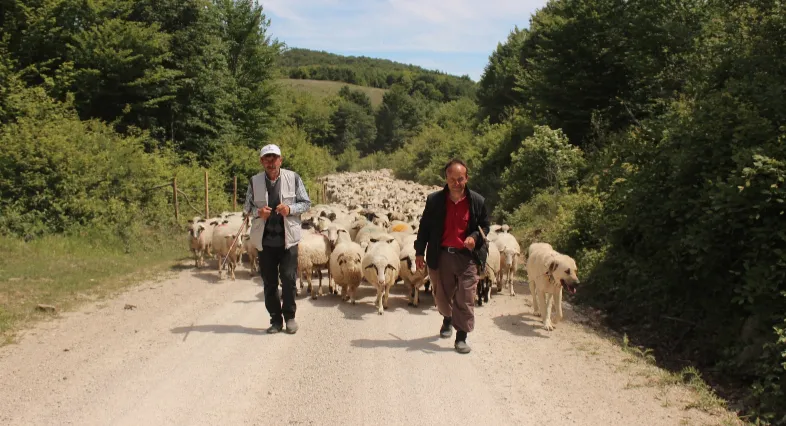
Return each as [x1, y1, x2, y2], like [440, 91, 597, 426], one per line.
[441, 195, 469, 248]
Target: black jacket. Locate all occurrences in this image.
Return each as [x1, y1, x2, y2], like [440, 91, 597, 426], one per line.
[414, 184, 491, 271]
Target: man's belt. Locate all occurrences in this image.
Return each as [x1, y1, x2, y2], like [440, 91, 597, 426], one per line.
[443, 246, 471, 255]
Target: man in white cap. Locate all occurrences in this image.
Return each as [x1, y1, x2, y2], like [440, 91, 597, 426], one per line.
[243, 144, 311, 334]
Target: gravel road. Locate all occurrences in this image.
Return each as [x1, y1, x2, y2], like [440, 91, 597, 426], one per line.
[0, 262, 731, 425]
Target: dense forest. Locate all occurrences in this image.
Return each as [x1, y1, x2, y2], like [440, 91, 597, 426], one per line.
[1, 0, 785, 422]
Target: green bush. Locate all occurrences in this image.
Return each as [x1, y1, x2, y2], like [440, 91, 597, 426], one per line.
[496, 125, 585, 216]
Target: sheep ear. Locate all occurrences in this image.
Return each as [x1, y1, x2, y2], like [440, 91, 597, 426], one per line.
[187, 219, 194, 224]
[329, 212, 336, 221]
[548, 261, 558, 273]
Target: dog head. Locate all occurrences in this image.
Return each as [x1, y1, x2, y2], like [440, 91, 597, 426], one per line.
[548, 254, 580, 295]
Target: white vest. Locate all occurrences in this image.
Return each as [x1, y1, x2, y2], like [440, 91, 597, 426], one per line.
[247, 168, 303, 251]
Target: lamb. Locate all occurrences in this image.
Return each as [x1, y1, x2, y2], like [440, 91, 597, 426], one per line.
[525, 242, 580, 331]
[494, 233, 523, 296]
[187, 217, 215, 268]
[361, 237, 400, 315]
[398, 234, 429, 307]
[297, 231, 333, 299]
[476, 241, 501, 306]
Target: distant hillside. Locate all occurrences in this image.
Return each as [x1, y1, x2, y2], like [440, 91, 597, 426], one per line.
[279, 48, 476, 102]
[276, 79, 387, 109]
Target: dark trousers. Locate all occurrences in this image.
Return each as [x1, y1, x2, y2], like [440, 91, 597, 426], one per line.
[259, 245, 298, 325]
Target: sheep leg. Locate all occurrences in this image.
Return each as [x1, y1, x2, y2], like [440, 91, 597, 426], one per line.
[375, 287, 383, 315]
[510, 258, 517, 296]
[554, 287, 564, 324]
[383, 285, 390, 310]
[413, 285, 420, 308]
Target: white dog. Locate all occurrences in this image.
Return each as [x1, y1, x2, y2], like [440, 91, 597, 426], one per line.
[526, 243, 580, 331]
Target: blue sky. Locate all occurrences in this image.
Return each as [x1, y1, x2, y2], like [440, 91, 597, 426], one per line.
[261, 0, 549, 82]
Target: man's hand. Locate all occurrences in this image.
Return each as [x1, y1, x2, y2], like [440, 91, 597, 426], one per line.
[415, 255, 426, 271]
[258, 206, 272, 220]
[276, 204, 290, 217]
[464, 236, 475, 250]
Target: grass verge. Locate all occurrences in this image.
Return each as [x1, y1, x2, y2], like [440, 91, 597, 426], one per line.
[0, 225, 189, 345]
[569, 305, 749, 425]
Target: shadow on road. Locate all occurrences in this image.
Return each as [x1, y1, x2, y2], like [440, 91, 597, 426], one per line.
[233, 291, 265, 304]
[492, 313, 549, 339]
[170, 324, 267, 340]
[351, 333, 454, 353]
[170, 262, 193, 271]
[189, 270, 223, 284]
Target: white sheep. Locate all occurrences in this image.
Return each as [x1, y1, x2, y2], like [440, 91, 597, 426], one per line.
[361, 237, 400, 315]
[297, 231, 333, 299]
[187, 217, 215, 268]
[398, 234, 429, 307]
[211, 221, 244, 280]
[494, 233, 523, 296]
[329, 235, 364, 303]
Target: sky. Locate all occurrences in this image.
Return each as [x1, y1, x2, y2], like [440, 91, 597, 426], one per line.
[261, 0, 549, 82]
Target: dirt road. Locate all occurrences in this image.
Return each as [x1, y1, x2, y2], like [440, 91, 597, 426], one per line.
[0, 262, 732, 425]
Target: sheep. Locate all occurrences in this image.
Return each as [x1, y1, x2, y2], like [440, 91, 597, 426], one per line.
[361, 237, 400, 315]
[211, 221, 245, 280]
[187, 217, 215, 268]
[388, 211, 407, 222]
[297, 231, 333, 299]
[242, 230, 258, 275]
[494, 233, 523, 296]
[329, 238, 364, 304]
[525, 242, 580, 331]
[348, 217, 369, 241]
[354, 224, 387, 250]
[388, 220, 414, 233]
[371, 213, 390, 229]
[398, 234, 429, 307]
[476, 241, 501, 306]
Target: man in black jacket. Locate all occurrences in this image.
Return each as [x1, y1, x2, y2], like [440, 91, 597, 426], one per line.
[415, 159, 490, 354]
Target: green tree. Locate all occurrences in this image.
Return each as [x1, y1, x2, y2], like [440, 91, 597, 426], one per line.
[476, 26, 530, 124]
[496, 125, 585, 215]
[373, 84, 429, 153]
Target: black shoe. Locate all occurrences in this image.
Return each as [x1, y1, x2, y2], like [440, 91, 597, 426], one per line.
[267, 323, 283, 334]
[285, 318, 299, 334]
[454, 340, 471, 354]
[439, 317, 452, 338]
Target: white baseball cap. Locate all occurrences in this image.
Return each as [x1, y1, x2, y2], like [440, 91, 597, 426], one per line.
[260, 144, 281, 157]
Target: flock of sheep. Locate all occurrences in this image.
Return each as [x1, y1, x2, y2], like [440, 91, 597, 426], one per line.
[186, 169, 524, 312]
[186, 170, 575, 326]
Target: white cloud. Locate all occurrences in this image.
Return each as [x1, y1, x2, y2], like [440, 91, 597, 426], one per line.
[264, 0, 544, 52]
